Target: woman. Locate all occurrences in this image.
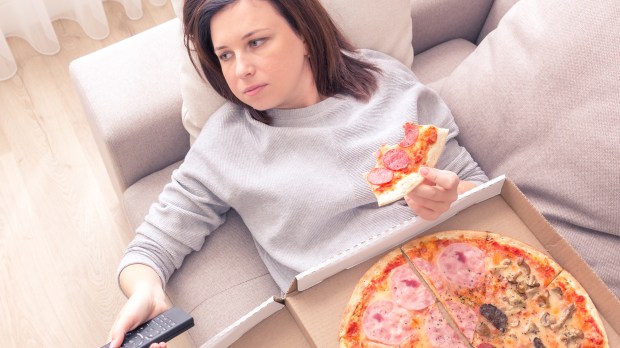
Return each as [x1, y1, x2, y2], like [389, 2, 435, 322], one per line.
[107, 0, 488, 347]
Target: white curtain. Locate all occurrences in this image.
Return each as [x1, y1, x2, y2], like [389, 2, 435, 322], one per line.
[0, 0, 169, 81]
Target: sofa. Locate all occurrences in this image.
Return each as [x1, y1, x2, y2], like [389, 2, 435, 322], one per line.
[69, 0, 620, 346]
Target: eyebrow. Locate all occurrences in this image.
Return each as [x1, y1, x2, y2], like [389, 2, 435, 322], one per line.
[214, 28, 270, 52]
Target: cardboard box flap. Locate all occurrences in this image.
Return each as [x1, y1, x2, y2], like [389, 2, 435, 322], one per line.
[203, 296, 283, 348]
[292, 175, 506, 292]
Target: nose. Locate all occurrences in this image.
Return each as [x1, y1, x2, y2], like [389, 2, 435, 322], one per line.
[235, 53, 255, 79]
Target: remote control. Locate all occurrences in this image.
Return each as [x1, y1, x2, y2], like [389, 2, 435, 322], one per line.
[101, 307, 194, 348]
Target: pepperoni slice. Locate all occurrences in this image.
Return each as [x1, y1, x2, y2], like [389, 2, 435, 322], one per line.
[362, 300, 414, 345]
[425, 306, 468, 348]
[367, 167, 393, 185]
[382, 149, 410, 171]
[390, 265, 434, 310]
[399, 123, 419, 147]
[438, 243, 485, 288]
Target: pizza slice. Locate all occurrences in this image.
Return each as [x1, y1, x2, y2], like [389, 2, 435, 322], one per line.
[364, 122, 448, 206]
[339, 249, 469, 347]
[401, 230, 489, 344]
[516, 271, 608, 348]
[472, 233, 563, 347]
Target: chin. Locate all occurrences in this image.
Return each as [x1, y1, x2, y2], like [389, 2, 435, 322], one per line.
[245, 101, 276, 112]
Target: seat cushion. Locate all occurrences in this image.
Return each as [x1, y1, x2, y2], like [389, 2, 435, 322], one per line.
[123, 162, 280, 346]
[411, 38, 476, 91]
[440, 0, 620, 299]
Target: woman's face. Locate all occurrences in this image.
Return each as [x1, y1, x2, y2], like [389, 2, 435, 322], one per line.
[211, 0, 320, 111]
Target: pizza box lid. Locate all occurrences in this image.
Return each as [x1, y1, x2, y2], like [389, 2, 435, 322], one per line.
[206, 176, 620, 347]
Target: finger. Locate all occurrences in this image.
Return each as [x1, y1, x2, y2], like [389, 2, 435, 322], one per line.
[108, 336, 123, 348]
[405, 197, 440, 220]
[420, 167, 459, 191]
[407, 194, 451, 213]
[410, 183, 455, 203]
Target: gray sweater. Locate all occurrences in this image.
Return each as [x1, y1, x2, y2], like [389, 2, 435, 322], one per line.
[119, 49, 488, 291]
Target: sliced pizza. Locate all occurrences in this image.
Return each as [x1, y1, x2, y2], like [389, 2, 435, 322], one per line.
[364, 122, 448, 206]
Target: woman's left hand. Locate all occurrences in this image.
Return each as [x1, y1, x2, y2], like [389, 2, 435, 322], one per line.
[404, 167, 463, 220]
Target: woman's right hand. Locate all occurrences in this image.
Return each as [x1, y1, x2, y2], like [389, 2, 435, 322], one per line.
[107, 264, 171, 348]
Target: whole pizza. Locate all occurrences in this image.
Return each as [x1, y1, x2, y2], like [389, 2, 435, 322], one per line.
[339, 230, 608, 348]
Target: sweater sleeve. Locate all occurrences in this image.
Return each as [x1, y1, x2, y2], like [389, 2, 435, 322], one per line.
[117, 148, 231, 288]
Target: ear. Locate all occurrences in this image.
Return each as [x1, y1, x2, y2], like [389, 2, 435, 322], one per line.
[299, 35, 309, 57]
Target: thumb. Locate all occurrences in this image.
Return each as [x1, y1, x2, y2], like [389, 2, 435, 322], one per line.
[108, 335, 124, 348]
[108, 316, 135, 348]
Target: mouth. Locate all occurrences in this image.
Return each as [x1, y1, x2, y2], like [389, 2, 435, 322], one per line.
[243, 84, 267, 96]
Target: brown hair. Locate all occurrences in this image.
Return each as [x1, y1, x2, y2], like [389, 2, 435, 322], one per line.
[183, 0, 380, 123]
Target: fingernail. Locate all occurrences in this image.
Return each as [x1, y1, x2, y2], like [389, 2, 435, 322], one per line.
[420, 167, 429, 176]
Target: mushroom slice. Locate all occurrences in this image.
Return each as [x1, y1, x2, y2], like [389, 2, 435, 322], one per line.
[549, 286, 563, 299]
[535, 289, 550, 308]
[561, 328, 584, 343]
[526, 274, 540, 287]
[551, 303, 576, 331]
[524, 322, 540, 335]
[518, 259, 531, 276]
[539, 312, 555, 327]
[506, 270, 523, 283]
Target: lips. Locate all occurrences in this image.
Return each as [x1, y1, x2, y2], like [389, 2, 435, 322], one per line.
[243, 84, 266, 96]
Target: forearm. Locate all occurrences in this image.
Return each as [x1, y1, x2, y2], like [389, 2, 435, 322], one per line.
[119, 264, 165, 299]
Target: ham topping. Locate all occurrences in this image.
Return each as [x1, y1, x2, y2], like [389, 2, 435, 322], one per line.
[362, 300, 414, 345]
[438, 243, 485, 288]
[390, 265, 434, 310]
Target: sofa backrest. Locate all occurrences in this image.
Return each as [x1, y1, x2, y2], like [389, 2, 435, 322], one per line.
[410, 0, 493, 54]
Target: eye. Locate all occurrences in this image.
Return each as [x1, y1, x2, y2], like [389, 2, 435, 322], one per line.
[249, 38, 266, 48]
[218, 51, 233, 61]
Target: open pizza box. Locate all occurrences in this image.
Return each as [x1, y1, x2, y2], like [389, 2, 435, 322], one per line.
[204, 176, 620, 347]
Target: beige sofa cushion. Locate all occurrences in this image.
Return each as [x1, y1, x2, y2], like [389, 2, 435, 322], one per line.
[175, 0, 414, 142]
[440, 0, 620, 298]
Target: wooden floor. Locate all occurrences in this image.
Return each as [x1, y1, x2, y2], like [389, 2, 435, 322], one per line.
[0, 1, 194, 347]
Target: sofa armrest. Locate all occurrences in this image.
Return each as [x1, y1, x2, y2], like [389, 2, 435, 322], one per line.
[410, 0, 494, 54]
[70, 18, 189, 195]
